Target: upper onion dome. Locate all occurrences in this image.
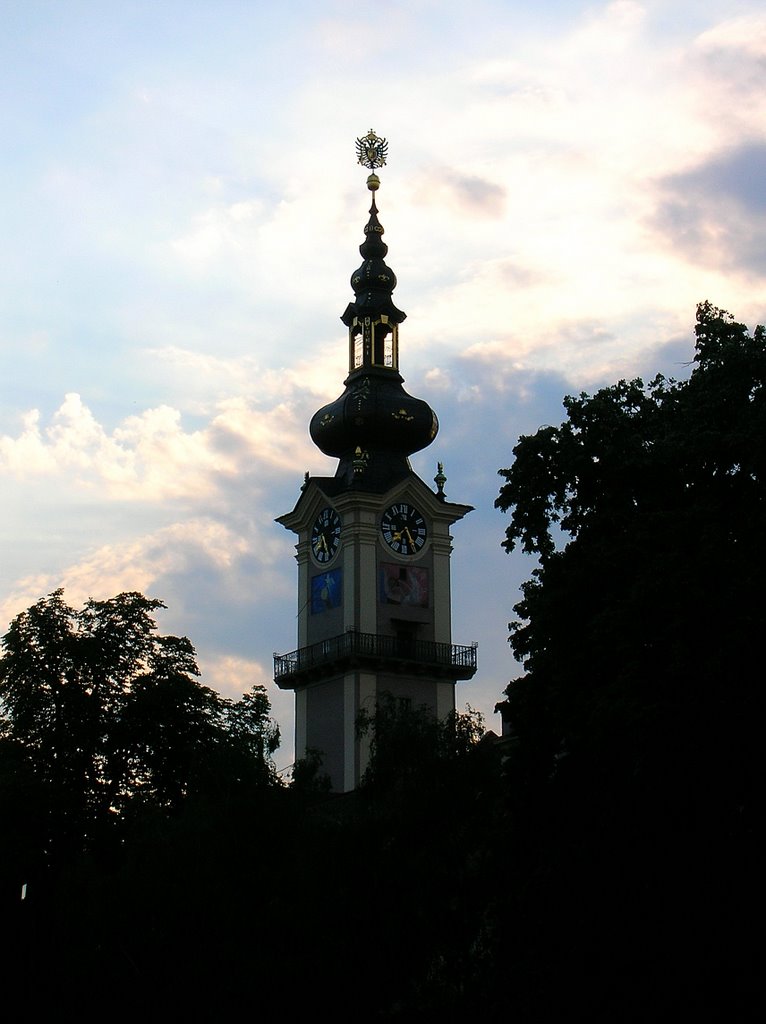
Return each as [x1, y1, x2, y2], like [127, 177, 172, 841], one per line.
[341, 181, 406, 329]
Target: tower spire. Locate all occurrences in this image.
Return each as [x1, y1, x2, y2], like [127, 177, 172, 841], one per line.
[342, 131, 405, 373]
[309, 131, 438, 489]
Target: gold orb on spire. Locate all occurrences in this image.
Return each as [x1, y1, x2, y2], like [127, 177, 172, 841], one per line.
[356, 129, 388, 170]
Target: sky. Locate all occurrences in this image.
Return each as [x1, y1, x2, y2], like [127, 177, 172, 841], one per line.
[1, 0, 765, 775]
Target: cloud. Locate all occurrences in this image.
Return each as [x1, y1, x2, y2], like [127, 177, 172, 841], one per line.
[680, 13, 766, 153]
[0, 516, 276, 618]
[203, 653, 272, 699]
[0, 390, 319, 502]
[685, 144, 766, 215]
[0, 393, 216, 498]
[169, 198, 265, 269]
[651, 143, 766, 276]
[413, 166, 506, 218]
[143, 345, 344, 414]
[695, 12, 766, 64]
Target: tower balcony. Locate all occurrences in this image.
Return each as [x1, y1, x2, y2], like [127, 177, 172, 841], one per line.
[274, 630, 477, 689]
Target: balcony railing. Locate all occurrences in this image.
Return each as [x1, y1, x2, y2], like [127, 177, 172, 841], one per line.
[274, 630, 477, 687]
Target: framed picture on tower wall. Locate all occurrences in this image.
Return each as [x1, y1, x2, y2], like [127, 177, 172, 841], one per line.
[311, 569, 342, 613]
[379, 563, 428, 607]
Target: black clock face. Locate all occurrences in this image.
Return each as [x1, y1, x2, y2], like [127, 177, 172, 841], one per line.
[311, 507, 342, 563]
[381, 502, 427, 556]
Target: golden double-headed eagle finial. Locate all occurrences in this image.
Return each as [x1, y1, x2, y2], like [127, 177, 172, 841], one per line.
[355, 129, 388, 170]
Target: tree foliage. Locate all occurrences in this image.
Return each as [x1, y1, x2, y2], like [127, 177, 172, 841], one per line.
[357, 693, 486, 794]
[496, 303, 765, 761]
[0, 590, 280, 867]
[489, 303, 764, 1017]
[500, 301, 766, 555]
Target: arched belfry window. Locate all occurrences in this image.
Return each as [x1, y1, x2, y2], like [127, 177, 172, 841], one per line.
[351, 323, 364, 370]
[349, 315, 399, 372]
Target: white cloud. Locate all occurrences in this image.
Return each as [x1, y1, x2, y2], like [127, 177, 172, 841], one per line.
[203, 653, 272, 699]
[695, 12, 766, 58]
[0, 513, 290, 631]
[0, 390, 320, 501]
[169, 198, 265, 269]
[144, 345, 345, 410]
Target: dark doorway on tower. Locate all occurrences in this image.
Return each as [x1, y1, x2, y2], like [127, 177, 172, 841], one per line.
[393, 619, 419, 658]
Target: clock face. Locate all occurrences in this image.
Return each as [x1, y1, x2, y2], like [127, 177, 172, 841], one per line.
[311, 507, 342, 563]
[381, 502, 427, 556]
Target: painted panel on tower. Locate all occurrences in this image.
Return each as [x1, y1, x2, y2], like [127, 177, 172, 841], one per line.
[311, 570, 342, 613]
[379, 563, 428, 607]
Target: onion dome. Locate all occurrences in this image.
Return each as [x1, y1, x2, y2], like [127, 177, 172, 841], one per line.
[340, 178, 406, 330]
[309, 131, 439, 489]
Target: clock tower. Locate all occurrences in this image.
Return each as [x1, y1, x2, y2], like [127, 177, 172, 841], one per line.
[274, 132, 477, 792]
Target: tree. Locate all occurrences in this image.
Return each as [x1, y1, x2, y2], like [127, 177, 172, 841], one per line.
[222, 683, 281, 783]
[495, 302, 765, 786]
[0, 590, 281, 863]
[356, 693, 486, 794]
[491, 302, 765, 1017]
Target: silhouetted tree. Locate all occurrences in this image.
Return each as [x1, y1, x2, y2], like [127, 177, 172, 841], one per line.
[490, 302, 765, 1018]
[290, 746, 332, 793]
[1, 590, 284, 1009]
[221, 681, 281, 786]
[0, 590, 281, 864]
[357, 692, 485, 793]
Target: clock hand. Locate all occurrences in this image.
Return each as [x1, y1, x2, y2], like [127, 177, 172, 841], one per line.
[404, 528, 415, 549]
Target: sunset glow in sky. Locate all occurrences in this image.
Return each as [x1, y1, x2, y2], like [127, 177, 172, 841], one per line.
[2, 1, 765, 771]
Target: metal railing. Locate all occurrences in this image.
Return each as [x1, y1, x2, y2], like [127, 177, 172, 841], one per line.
[274, 630, 477, 684]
